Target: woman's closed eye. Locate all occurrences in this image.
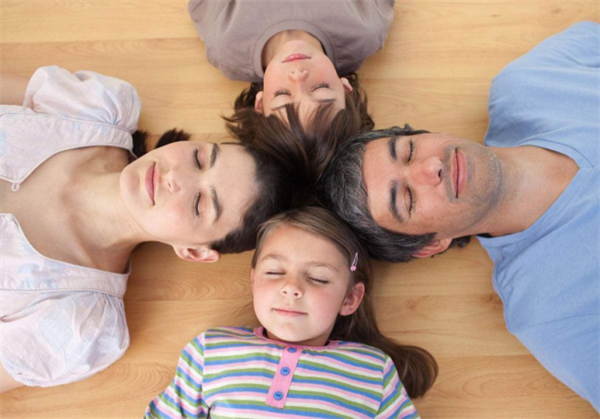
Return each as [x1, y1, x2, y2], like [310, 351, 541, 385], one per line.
[274, 89, 291, 97]
[192, 148, 203, 217]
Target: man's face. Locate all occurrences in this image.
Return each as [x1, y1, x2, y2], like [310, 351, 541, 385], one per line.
[362, 133, 504, 241]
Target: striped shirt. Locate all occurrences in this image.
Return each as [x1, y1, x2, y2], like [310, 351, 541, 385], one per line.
[146, 327, 420, 419]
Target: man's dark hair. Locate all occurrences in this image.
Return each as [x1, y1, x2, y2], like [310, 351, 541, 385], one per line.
[318, 125, 471, 263]
[133, 128, 286, 254]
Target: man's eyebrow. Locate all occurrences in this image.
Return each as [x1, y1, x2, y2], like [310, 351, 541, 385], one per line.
[211, 186, 222, 223]
[210, 143, 220, 168]
[388, 136, 398, 161]
[388, 180, 404, 223]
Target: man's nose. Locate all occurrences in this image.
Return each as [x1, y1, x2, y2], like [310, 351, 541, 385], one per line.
[410, 157, 443, 186]
[287, 69, 308, 82]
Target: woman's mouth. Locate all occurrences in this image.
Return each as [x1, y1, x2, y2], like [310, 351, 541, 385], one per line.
[145, 163, 156, 204]
[282, 53, 310, 63]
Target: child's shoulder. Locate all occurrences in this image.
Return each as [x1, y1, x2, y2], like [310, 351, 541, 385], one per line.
[325, 340, 390, 365]
[199, 326, 256, 342]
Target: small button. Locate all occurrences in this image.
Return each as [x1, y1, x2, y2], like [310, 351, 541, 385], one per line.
[274, 391, 283, 400]
[287, 347, 297, 353]
[281, 367, 290, 376]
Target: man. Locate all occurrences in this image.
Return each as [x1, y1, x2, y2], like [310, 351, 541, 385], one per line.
[319, 22, 600, 411]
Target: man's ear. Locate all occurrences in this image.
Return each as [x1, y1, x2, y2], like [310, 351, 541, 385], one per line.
[254, 91, 264, 113]
[340, 77, 353, 93]
[340, 282, 365, 316]
[173, 245, 221, 263]
[412, 238, 452, 258]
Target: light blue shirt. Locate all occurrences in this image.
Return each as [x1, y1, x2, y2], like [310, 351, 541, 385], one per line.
[478, 22, 600, 411]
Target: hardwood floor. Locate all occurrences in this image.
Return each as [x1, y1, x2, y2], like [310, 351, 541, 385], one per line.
[1, 1, 598, 418]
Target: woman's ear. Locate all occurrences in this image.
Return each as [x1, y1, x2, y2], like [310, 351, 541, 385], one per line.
[411, 238, 452, 258]
[254, 91, 264, 113]
[173, 245, 221, 263]
[340, 282, 365, 316]
[340, 77, 353, 93]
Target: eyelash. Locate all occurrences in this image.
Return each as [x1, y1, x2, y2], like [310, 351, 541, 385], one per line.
[273, 83, 330, 97]
[193, 149, 202, 216]
[311, 83, 329, 91]
[265, 272, 328, 284]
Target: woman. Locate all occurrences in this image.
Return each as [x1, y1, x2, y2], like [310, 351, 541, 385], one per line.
[0, 66, 286, 393]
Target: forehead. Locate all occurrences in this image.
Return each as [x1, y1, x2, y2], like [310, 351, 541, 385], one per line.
[258, 225, 348, 266]
[361, 137, 397, 229]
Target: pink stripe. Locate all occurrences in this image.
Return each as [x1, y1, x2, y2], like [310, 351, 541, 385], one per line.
[208, 374, 272, 388]
[293, 367, 380, 391]
[292, 382, 376, 405]
[206, 345, 270, 357]
[299, 355, 379, 374]
[163, 386, 207, 416]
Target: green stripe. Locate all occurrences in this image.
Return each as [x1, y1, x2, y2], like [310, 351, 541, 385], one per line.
[204, 366, 274, 380]
[289, 388, 377, 413]
[291, 372, 380, 398]
[298, 358, 379, 382]
[212, 399, 357, 419]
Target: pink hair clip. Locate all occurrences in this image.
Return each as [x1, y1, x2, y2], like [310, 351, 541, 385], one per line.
[350, 252, 359, 272]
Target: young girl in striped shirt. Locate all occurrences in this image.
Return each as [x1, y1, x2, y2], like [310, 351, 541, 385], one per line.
[146, 207, 437, 419]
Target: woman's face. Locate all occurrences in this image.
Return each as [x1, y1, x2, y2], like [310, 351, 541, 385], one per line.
[256, 40, 352, 125]
[120, 140, 258, 260]
[252, 224, 364, 347]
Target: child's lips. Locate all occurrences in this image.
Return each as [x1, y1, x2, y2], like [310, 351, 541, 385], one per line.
[273, 308, 307, 317]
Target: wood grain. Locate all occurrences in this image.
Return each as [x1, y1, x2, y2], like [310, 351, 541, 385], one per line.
[1, 0, 599, 418]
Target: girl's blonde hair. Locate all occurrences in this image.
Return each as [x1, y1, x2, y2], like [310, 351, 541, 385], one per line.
[252, 206, 438, 398]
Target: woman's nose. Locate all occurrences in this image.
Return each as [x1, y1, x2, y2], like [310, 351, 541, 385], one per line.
[287, 69, 308, 82]
[165, 169, 181, 193]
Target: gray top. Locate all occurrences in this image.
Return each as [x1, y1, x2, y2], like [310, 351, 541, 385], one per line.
[188, 0, 395, 82]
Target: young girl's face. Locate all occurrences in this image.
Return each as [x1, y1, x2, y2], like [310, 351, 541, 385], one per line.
[251, 224, 364, 347]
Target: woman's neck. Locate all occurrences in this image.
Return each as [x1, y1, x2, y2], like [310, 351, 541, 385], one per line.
[261, 30, 324, 69]
[66, 168, 146, 273]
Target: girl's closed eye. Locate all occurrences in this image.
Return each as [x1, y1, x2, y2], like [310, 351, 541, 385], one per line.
[308, 277, 329, 284]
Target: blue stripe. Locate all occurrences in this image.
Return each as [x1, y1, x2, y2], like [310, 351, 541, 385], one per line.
[218, 403, 344, 418]
[206, 340, 283, 351]
[181, 349, 203, 372]
[204, 370, 273, 383]
[161, 392, 198, 418]
[176, 366, 201, 392]
[205, 354, 279, 367]
[298, 362, 380, 384]
[288, 393, 373, 416]
[147, 400, 171, 419]
[292, 377, 380, 401]
[171, 383, 199, 406]
[304, 351, 381, 371]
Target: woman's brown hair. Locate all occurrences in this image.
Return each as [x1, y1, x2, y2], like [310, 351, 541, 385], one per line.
[251, 207, 439, 399]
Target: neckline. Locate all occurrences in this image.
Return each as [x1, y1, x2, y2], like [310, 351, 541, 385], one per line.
[1, 213, 131, 279]
[253, 327, 340, 350]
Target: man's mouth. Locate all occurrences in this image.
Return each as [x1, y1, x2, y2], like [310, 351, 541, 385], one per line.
[454, 149, 466, 198]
